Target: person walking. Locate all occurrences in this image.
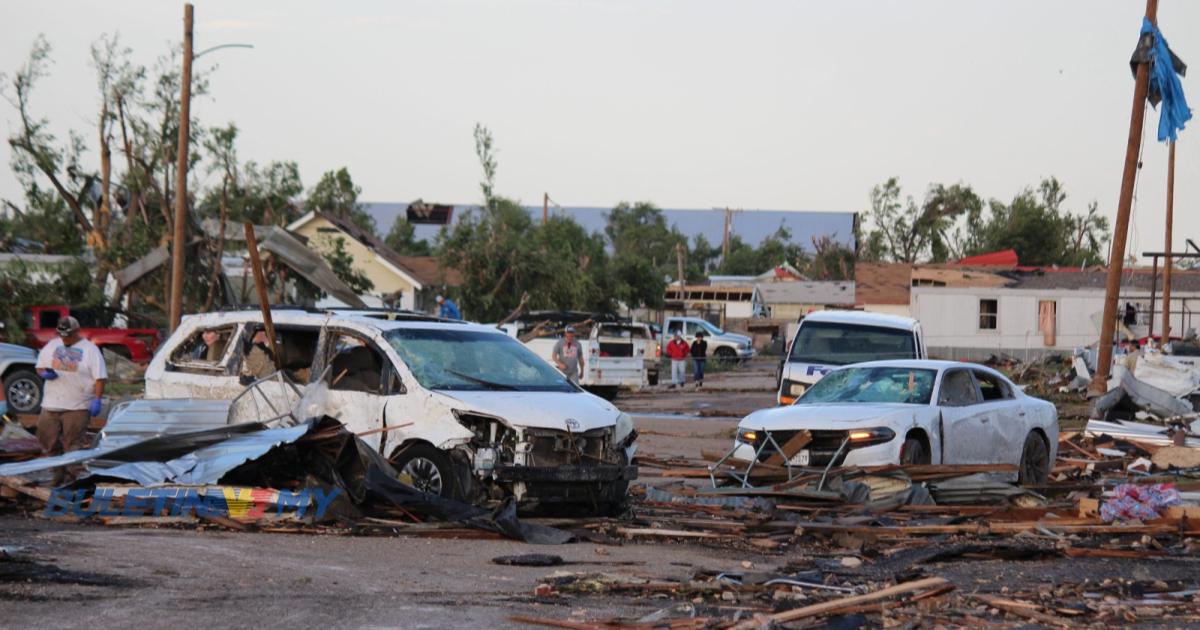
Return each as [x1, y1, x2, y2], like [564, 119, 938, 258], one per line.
[34, 316, 106, 485]
[552, 326, 585, 384]
[666, 331, 690, 388]
[436, 295, 461, 320]
[690, 331, 708, 388]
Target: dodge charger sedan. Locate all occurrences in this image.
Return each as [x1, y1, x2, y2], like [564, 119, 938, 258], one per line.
[732, 360, 1058, 484]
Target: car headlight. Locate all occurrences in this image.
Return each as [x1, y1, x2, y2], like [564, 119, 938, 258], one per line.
[846, 427, 896, 446]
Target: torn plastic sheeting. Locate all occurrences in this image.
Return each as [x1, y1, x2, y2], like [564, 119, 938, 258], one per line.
[362, 465, 572, 544]
[1084, 418, 1200, 447]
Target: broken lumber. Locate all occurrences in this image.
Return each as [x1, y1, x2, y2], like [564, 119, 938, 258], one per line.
[729, 576, 951, 629]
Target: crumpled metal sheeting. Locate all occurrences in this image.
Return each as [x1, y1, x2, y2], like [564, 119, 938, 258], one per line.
[926, 473, 1046, 505]
[99, 399, 234, 449]
[644, 486, 775, 512]
[87, 422, 313, 486]
[1084, 418, 1200, 447]
[1093, 365, 1194, 420]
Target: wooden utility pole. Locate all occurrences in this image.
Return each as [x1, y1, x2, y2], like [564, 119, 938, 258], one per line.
[1089, 0, 1159, 394]
[244, 223, 282, 371]
[675, 242, 685, 288]
[168, 3, 194, 333]
[1162, 141, 1176, 341]
[543, 192, 549, 224]
[721, 207, 731, 264]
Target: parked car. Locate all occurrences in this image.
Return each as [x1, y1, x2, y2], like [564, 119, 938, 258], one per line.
[144, 309, 638, 512]
[0, 342, 43, 415]
[662, 316, 755, 363]
[596, 322, 659, 386]
[777, 311, 926, 405]
[733, 360, 1057, 484]
[23, 305, 161, 363]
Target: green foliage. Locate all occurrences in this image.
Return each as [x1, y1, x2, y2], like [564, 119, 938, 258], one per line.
[717, 227, 805, 276]
[861, 176, 1109, 267]
[604, 201, 685, 308]
[384, 217, 432, 256]
[0, 259, 103, 338]
[474, 123, 497, 207]
[307, 167, 375, 233]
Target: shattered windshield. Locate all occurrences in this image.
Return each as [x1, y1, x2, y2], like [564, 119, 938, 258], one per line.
[384, 328, 577, 393]
[789, 321, 916, 366]
[797, 367, 935, 405]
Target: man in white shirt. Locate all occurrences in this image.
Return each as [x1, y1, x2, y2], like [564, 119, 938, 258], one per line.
[35, 316, 107, 484]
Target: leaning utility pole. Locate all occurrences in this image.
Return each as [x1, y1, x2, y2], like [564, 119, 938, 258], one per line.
[721, 207, 731, 264]
[543, 192, 549, 225]
[168, 3, 194, 333]
[676, 242, 686, 288]
[1089, 0, 1158, 394]
[1162, 141, 1176, 341]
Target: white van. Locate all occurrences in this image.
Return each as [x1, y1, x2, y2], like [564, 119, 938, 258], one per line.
[777, 311, 926, 404]
[144, 309, 637, 511]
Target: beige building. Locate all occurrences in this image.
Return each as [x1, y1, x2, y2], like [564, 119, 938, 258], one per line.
[287, 211, 460, 312]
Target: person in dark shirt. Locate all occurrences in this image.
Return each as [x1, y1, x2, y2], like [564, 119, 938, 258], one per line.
[690, 331, 708, 388]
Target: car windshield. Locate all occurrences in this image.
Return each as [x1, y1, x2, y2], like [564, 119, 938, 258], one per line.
[788, 321, 916, 366]
[700, 321, 723, 336]
[797, 367, 935, 405]
[384, 328, 577, 392]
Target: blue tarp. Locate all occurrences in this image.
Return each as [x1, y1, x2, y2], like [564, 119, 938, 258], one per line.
[1142, 17, 1192, 142]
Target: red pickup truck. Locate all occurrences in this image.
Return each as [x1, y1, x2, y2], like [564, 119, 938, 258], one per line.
[23, 305, 162, 364]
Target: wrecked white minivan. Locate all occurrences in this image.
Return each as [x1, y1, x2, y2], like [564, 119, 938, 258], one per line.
[144, 309, 638, 511]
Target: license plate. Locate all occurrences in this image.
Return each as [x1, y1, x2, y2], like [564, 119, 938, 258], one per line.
[788, 450, 811, 466]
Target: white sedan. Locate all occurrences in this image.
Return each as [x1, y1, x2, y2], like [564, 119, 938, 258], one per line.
[732, 360, 1058, 483]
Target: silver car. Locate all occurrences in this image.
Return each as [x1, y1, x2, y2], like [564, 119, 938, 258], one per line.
[1, 342, 43, 414]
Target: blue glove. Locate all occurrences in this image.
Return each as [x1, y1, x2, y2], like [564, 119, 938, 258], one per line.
[89, 398, 102, 417]
[0, 400, 7, 417]
[38, 369, 58, 380]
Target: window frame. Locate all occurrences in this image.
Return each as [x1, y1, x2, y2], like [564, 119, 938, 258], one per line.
[978, 298, 999, 331]
[971, 369, 1014, 402]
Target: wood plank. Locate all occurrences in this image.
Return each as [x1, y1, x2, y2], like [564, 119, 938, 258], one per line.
[728, 577, 950, 629]
[969, 594, 1074, 628]
[0, 476, 50, 502]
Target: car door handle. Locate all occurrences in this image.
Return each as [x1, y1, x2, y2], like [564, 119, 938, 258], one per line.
[980, 417, 989, 423]
[1018, 410, 1026, 417]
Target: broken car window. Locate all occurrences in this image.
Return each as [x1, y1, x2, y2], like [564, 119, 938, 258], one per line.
[327, 333, 385, 394]
[169, 326, 236, 372]
[798, 367, 935, 405]
[938, 370, 982, 406]
[238, 326, 319, 383]
[973, 370, 1013, 401]
[385, 328, 576, 393]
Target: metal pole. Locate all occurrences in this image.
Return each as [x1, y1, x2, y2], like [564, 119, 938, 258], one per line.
[1149, 255, 1158, 340]
[244, 223, 283, 371]
[169, 3, 194, 333]
[1163, 141, 1176, 342]
[542, 192, 548, 225]
[1089, 0, 1159, 394]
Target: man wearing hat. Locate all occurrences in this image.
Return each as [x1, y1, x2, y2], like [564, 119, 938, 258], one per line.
[435, 295, 461, 320]
[34, 316, 107, 484]
[552, 325, 585, 384]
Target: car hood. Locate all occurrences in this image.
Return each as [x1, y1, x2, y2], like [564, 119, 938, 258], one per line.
[719, 332, 751, 345]
[0, 342, 35, 360]
[739, 403, 924, 431]
[436, 390, 622, 432]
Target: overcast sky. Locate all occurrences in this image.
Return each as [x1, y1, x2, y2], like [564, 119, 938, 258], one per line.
[1, 0, 1197, 258]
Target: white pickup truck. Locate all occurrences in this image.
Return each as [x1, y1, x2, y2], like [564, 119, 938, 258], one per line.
[662, 316, 755, 363]
[777, 310, 927, 405]
[498, 316, 646, 399]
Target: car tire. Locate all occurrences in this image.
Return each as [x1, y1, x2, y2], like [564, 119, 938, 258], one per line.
[899, 437, 929, 465]
[4, 368, 43, 415]
[1018, 432, 1049, 485]
[390, 443, 464, 500]
[714, 346, 737, 364]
